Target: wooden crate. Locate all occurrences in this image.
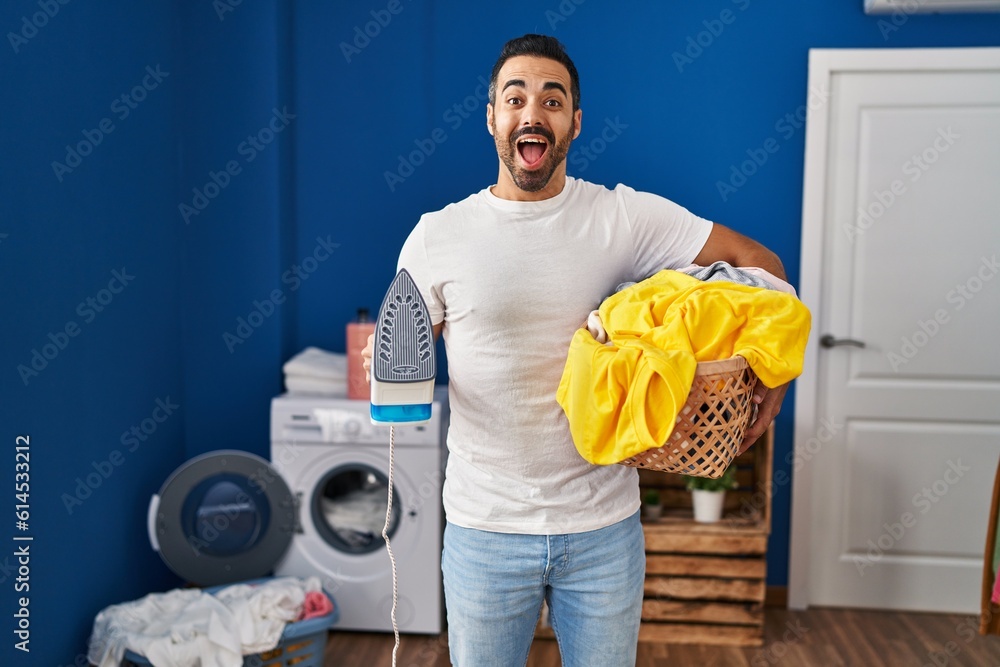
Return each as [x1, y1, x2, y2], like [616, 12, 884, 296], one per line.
[638, 424, 774, 647]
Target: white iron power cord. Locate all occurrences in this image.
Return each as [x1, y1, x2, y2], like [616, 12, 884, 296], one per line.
[382, 425, 400, 667]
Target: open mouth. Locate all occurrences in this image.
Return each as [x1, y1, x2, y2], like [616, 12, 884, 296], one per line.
[516, 136, 549, 169]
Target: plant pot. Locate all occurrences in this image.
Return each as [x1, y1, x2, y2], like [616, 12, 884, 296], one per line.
[642, 504, 663, 521]
[691, 489, 726, 523]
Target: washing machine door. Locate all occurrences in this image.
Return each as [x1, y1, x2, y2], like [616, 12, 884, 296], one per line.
[311, 462, 402, 555]
[148, 450, 296, 586]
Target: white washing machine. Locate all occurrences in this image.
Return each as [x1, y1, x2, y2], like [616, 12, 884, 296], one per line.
[269, 387, 447, 634]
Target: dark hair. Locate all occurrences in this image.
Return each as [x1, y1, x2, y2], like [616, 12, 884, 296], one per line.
[489, 34, 580, 111]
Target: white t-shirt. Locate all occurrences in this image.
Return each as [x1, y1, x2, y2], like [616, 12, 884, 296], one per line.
[397, 176, 713, 534]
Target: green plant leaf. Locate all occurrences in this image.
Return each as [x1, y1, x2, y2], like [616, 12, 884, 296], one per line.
[682, 465, 738, 492]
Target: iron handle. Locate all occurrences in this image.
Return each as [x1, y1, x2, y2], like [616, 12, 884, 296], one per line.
[819, 334, 866, 349]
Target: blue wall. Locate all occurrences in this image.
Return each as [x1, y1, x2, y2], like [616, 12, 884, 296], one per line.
[1, 2, 185, 665]
[2, 1, 999, 664]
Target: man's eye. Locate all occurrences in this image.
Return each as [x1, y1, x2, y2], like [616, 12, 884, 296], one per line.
[545, 99, 561, 107]
[507, 98, 522, 105]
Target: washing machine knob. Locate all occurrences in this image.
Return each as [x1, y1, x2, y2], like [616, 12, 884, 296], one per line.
[344, 418, 361, 436]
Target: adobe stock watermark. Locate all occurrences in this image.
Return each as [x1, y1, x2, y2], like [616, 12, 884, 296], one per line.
[384, 75, 491, 191]
[672, 0, 751, 73]
[16, 268, 135, 386]
[917, 616, 982, 667]
[50, 65, 170, 182]
[222, 235, 339, 352]
[716, 81, 830, 202]
[407, 469, 443, 516]
[874, 0, 932, 41]
[854, 458, 971, 576]
[61, 395, 180, 514]
[544, 0, 586, 31]
[729, 416, 843, 527]
[213, 0, 243, 21]
[406, 631, 449, 667]
[887, 254, 997, 372]
[64, 611, 147, 667]
[194, 439, 307, 548]
[0, 555, 13, 587]
[568, 116, 628, 173]
[184, 456, 283, 554]
[340, 0, 412, 63]
[843, 126, 959, 242]
[750, 619, 809, 666]
[7, 0, 72, 54]
[919, 616, 980, 667]
[179, 437, 345, 597]
[267, 441, 346, 599]
[179, 106, 296, 224]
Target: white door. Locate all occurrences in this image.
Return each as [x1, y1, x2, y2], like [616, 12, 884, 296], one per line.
[789, 48, 1000, 613]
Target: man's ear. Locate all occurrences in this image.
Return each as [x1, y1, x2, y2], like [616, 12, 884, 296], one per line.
[486, 103, 494, 136]
[572, 108, 582, 140]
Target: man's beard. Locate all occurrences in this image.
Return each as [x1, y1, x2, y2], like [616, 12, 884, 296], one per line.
[493, 121, 575, 193]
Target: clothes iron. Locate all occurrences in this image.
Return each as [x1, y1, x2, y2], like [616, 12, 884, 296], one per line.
[370, 268, 436, 424]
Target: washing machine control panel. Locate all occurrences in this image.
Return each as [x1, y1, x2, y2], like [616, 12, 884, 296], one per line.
[271, 396, 443, 447]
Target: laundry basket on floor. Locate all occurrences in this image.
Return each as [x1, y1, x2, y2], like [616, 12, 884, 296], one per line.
[121, 581, 338, 667]
[617, 356, 758, 478]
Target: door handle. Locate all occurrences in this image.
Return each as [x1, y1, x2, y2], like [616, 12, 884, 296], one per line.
[819, 334, 866, 349]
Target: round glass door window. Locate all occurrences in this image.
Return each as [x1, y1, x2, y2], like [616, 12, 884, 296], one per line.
[313, 464, 401, 555]
[180, 473, 268, 557]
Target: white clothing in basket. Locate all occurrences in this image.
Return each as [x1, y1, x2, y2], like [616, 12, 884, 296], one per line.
[87, 576, 321, 667]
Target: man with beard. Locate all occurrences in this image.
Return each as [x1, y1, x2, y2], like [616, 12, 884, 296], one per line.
[364, 34, 788, 667]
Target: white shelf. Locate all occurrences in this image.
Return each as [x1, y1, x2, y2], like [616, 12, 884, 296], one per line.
[865, 0, 1000, 13]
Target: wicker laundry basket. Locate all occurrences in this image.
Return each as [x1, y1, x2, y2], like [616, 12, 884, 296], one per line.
[617, 356, 758, 478]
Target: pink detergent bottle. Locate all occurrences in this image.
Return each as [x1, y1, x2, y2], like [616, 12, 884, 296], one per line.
[346, 308, 376, 400]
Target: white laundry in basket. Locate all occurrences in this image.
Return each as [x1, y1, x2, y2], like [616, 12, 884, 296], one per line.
[87, 576, 321, 667]
[214, 577, 317, 654]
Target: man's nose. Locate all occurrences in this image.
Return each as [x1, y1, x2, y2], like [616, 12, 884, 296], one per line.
[520, 101, 545, 126]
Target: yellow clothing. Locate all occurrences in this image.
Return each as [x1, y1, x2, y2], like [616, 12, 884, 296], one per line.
[556, 270, 811, 465]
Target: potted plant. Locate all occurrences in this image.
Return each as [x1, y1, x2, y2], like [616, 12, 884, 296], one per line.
[642, 489, 663, 521]
[683, 466, 738, 523]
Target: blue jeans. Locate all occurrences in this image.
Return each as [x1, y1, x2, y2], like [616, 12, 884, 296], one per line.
[441, 511, 645, 667]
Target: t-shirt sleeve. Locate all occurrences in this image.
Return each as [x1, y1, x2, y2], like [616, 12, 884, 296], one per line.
[616, 183, 714, 280]
[396, 216, 445, 326]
